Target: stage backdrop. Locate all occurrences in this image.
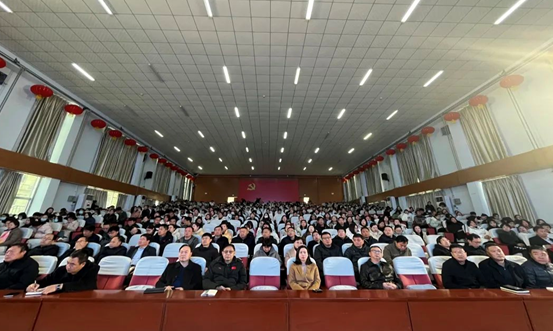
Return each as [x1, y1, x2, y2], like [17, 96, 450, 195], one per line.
[238, 178, 299, 202]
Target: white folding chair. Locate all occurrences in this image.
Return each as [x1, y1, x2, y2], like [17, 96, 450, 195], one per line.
[428, 256, 451, 289]
[162, 243, 182, 262]
[370, 243, 388, 252]
[126, 257, 169, 291]
[408, 243, 427, 264]
[234, 243, 249, 267]
[87, 242, 101, 257]
[97, 256, 132, 290]
[55, 243, 70, 258]
[27, 239, 41, 249]
[404, 234, 426, 247]
[426, 235, 440, 245]
[128, 234, 141, 247]
[149, 242, 160, 256]
[323, 257, 357, 290]
[322, 229, 337, 238]
[249, 257, 280, 290]
[392, 256, 435, 290]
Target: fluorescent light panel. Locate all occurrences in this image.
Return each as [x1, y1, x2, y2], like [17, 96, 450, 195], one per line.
[234, 107, 240, 118]
[278, 167, 281, 170]
[187, 157, 193, 162]
[283, 132, 287, 139]
[155, 130, 164, 138]
[308, 159, 312, 163]
[249, 158, 252, 163]
[359, 68, 373, 86]
[294, 67, 301, 85]
[386, 110, 398, 120]
[246, 147, 249, 153]
[209, 146, 215, 152]
[401, 0, 420, 23]
[203, 0, 213, 17]
[219, 158, 223, 162]
[241, 131, 246, 139]
[225, 166, 228, 170]
[279, 158, 282, 163]
[423, 70, 444, 87]
[198, 166, 203, 170]
[303, 167, 307, 171]
[280, 147, 284, 153]
[174, 146, 180, 152]
[314, 148, 319, 153]
[337, 108, 346, 119]
[98, 0, 113, 15]
[251, 166, 255, 170]
[72, 63, 95, 81]
[328, 167, 333, 171]
[495, 0, 527, 25]
[198, 131, 204, 138]
[287, 108, 292, 119]
[306, 0, 315, 20]
[348, 148, 355, 154]
[0, 1, 13, 13]
[223, 66, 231, 84]
[363, 132, 372, 140]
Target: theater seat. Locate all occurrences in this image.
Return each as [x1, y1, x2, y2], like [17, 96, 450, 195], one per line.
[341, 243, 352, 255]
[467, 256, 488, 266]
[128, 234, 141, 247]
[505, 255, 527, 265]
[249, 257, 280, 290]
[87, 242, 101, 257]
[97, 256, 132, 290]
[126, 257, 169, 291]
[30, 255, 57, 280]
[55, 243, 70, 258]
[162, 243, 182, 263]
[323, 257, 357, 290]
[190, 256, 207, 276]
[488, 229, 510, 255]
[392, 256, 435, 290]
[234, 243, 249, 267]
[428, 256, 451, 289]
[20, 228, 33, 243]
[408, 243, 428, 264]
[253, 243, 278, 255]
[59, 256, 94, 266]
[286, 257, 316, 288]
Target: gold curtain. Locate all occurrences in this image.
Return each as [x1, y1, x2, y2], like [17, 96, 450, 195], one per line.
[483, 175, 536, 222]
[0, 170, 23, 213]
[459, 105, 508, 165]
[17, 95, 67, 160]
[92, 130, 138, 183]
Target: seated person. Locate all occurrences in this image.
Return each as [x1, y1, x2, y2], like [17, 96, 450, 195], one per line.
[0, 244, 39, 290]
[232, 227, 255, 255]
[360, 245, 402, 289]
[279, 226, 297, 256]
[127, 234, 157, 266]
[256, 227, 278, 246]
[59, 237, 94, 263]
[192, 233, 220, 267]
[314, 232, 342, 282]
[253, 238, 281, 264]
[442, 244, 484, 289]
[497, 223, 527, 255]
[152, 224, 173, 255]
[344, 234, 370, 280]
[393, 225, 404, 236]
[433, 236, 451, 256]
[99, 226, 120, 246]
[26, 250, 99, 294]
[332, 228, 352, 247]
[288, 245, 320, 290]
[479, 243, 526, 288]
[70, 224, 100, 246]
[522, 245, 553, 289]
[284, 237, 304, 265]
[529, 225, 553, 261]
[0, 218, 23, 252]
[212, 226, 230, 248]
[27, 233, 59, 257]
[306, 231, 321, 257]
[203, 244, 247, 290]
[383, 235, 411, 262]
[97, 235, 127, 261]
[464, 234, 486, 256]
[360, 226, 377, 246]
[378, 226, 395, 244]
[156, 244, 202, 290]
[179, 226, 199, 248]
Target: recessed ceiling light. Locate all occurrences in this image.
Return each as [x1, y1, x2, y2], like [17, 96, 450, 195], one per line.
[198, 166, 203, 170]
[223, 66, 231, 84]
[401, 0, 420, 23]
[0, 1, 13, 13]
[198, 131, 204, 138]
[294, 67, 301, 85]
[287, 108, 292, 119]
[359, 68, 373, 86]
[283, 132, 287, 139]
[241, 131, 246, 139]
[219, 158, 223, 162]
[495, 0, 526, 25]
[155, 130, 164, 138]
[328, 167, 333, 171]
[234, 107, 240, 118]
[303, 167, 307, 171]
[306, 0, 315, 20]
[97, 0, 112, 15]
[246, 147, 249, 153]
[386, 110, 398, 120]
[174, 146, 181, 152]
[337, 109, 346, 119]
[423, 70, 444, 87]
[249, 158, 252, 163]
[203, 0, 213, 17]
[280, 147, 284, 153]
[314, 147, 319, 153]
[308, 159, 312, 163]
[251, 166, 255, 170]
[348, 148, 355, 154]
[363, 132, 373, 140]
[187, 157, 193, 162]
[72, 63, 95, 81]
[279, 158, 282, 163]
[209, 146, 215, 152]
[225, 166, 228, 170]
[278, 167, 281, 170]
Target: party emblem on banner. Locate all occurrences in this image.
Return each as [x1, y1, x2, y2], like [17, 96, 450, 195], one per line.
[247, 183, 256, 191]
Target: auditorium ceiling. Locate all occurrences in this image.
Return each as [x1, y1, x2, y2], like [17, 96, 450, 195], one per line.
[1, 0, 553, 175]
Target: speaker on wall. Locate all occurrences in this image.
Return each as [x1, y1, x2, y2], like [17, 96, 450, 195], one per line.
[381, 173, 389, 181]
[144, 171, 153, 180]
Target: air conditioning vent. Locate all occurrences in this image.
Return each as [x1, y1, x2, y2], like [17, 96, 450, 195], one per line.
[441, 126, 451, 136]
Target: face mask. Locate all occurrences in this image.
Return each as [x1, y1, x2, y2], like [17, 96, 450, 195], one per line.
[0, 216, 6, 221]
[41, 217, 48, 221]
[78, 212, 84, 215]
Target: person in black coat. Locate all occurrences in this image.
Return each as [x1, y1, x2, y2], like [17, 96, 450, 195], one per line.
[446, 217, 466, 242]
[378, 226, 395, 244]
[58, 237, 94, 264]
[332, 228, 352, 248]
[433, 236, 452, 257]
[97, 236, 128, 262]
[27, 234, 59, 257]
[314, 232, 342, 284]
[442, 245, 484, 289]
[479, 244, 526, 288]
[522, 246, 553, 288]
[279, 227, 297, 256]
[359, 245, 402, 289]
[26, 250, 99, 294]
[231, 227, 255, 255]
[193, 233, 220, 266]
[465, 234, 486, 256]
[127, 234, 157, 266]
[156, 245, 202, 290]
[203, 245, 247, 290]
[70, 225, 100, 247]
[0, 244, 39, 290]
[497, 223, 527, 255]
[529, 226, 553, 261]
[151, 224, 173, 256]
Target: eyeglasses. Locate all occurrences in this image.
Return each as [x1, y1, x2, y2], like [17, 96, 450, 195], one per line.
[222, 250, 234, 254]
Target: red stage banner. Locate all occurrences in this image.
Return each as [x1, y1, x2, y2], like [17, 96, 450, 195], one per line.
[238, 178, 299, 202]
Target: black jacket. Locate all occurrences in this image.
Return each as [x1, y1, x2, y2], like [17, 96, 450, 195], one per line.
[127, 245, 157, 263]
[307, 240, 320, 257]
[332, 236, 352, 248]
[522, 259, 553, 289]
[378, 234, 394, 244]
[344, 244, 370, 274]
[214, 236, 230, 249]
[359, 259, 402, 289]
[442, 258, 483, 289]
[202, 257, 247, 290]
[97, 246, 128, 262]
[497, 230, 525, 246]
[314, 243, 342, 273]
[465, 245, 486, 256]
[0, 257, 39, 290]
[39, 262, 99, 292]
[155, 261, 202, 290]
[71, 234, 100, 247]
[529, 236, 552, 247]
[192, 244, 220, 266]
[364, 236, 378, 247]
[479, 258, 526, 289]
[152, 233, 173, 255]
[58, 247, 94, 264]
[433, 245, 451, 257]
[231, 233, 255, 255]
[28, 245, 59, 257]
[446, 222, 466, 241]
[279, 236, 296, 256]
[256, 236, 278, 246]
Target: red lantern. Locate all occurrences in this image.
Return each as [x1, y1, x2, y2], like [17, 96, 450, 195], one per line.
[171, 165, 178, 171]
[158, 158, 167, 164]
[64, 104, 84, 116]
[0, 57, 5, 68]
[137, 146, 148, 153]
[353, 170, 360, 175]
[124, 138, 136, 147]
[421, 127, 435, 136]
[396, 143, 407, 152]
[444, 112, 461, 123]
[369, 160, 377, 167]
[108, 130, 122, 139]
[500, 75, 524, 89]
[342, 178, 347, 183]
[150, 153, 159, 159]
[30, 85, 54, 100]
[90, 119, 106, 130]
[386, 149, 396, 156]
[375, 155, 384, 162]
[407, 135, 420, 144]
[165, 162, 173, 168]
[469, 95, 488, 108]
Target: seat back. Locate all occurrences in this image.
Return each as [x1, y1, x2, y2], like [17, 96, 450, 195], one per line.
[517, 233, 532, 246]
[305, 235, 313, 246]
[357, 257, 370, 272]
[253, 243, 278, 255]
[426, 235, 440, 245]
[407, 243, 427, 264]
[283, 243, 294, 258]
[59, 256, 94, 266]
[233, 243, 249, 267]
[129, 257, 169, 286]
[341, 243, 352, 255]
[30, 256, 57, 279]
[370, 243, 388, 252]
[97, 256, 132, 289]
[229, 220, 241, 230]
[428, 256, 451, 289]
[323, 257, 356, 290]
[129, 234, 141, 247]
[467, 256, 488, 266]
[149, 242, 160, 256]
[162, 243, 182, 263]
[489, 228, 500, 239]
[55, 243, 70, 258]
[202, 224, 215, 234]
[392, 256, 432, 288]
[190, 256, 207, 276]
[20, 228, 33, 242]
[27, 239, 41, 249]
[505, 255, 527, 265]
[426, 243, 436, 257]
[322, 229, 337, 238]
[87, 242, 101, 257]
[249, 257, 280, 290]
[404, 235, 425, 247]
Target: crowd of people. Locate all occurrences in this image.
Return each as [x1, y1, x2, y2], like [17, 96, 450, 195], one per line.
[1, 200, 552, 293]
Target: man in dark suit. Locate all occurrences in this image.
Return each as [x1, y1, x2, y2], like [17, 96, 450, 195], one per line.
[127, 234, 157, 266]
[530, 226, 553, 261]
[27, 234, 59, 257]
[155, 244, 202, 290]
[152, 224, 173, 256]
[141, 205, 152, 219]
